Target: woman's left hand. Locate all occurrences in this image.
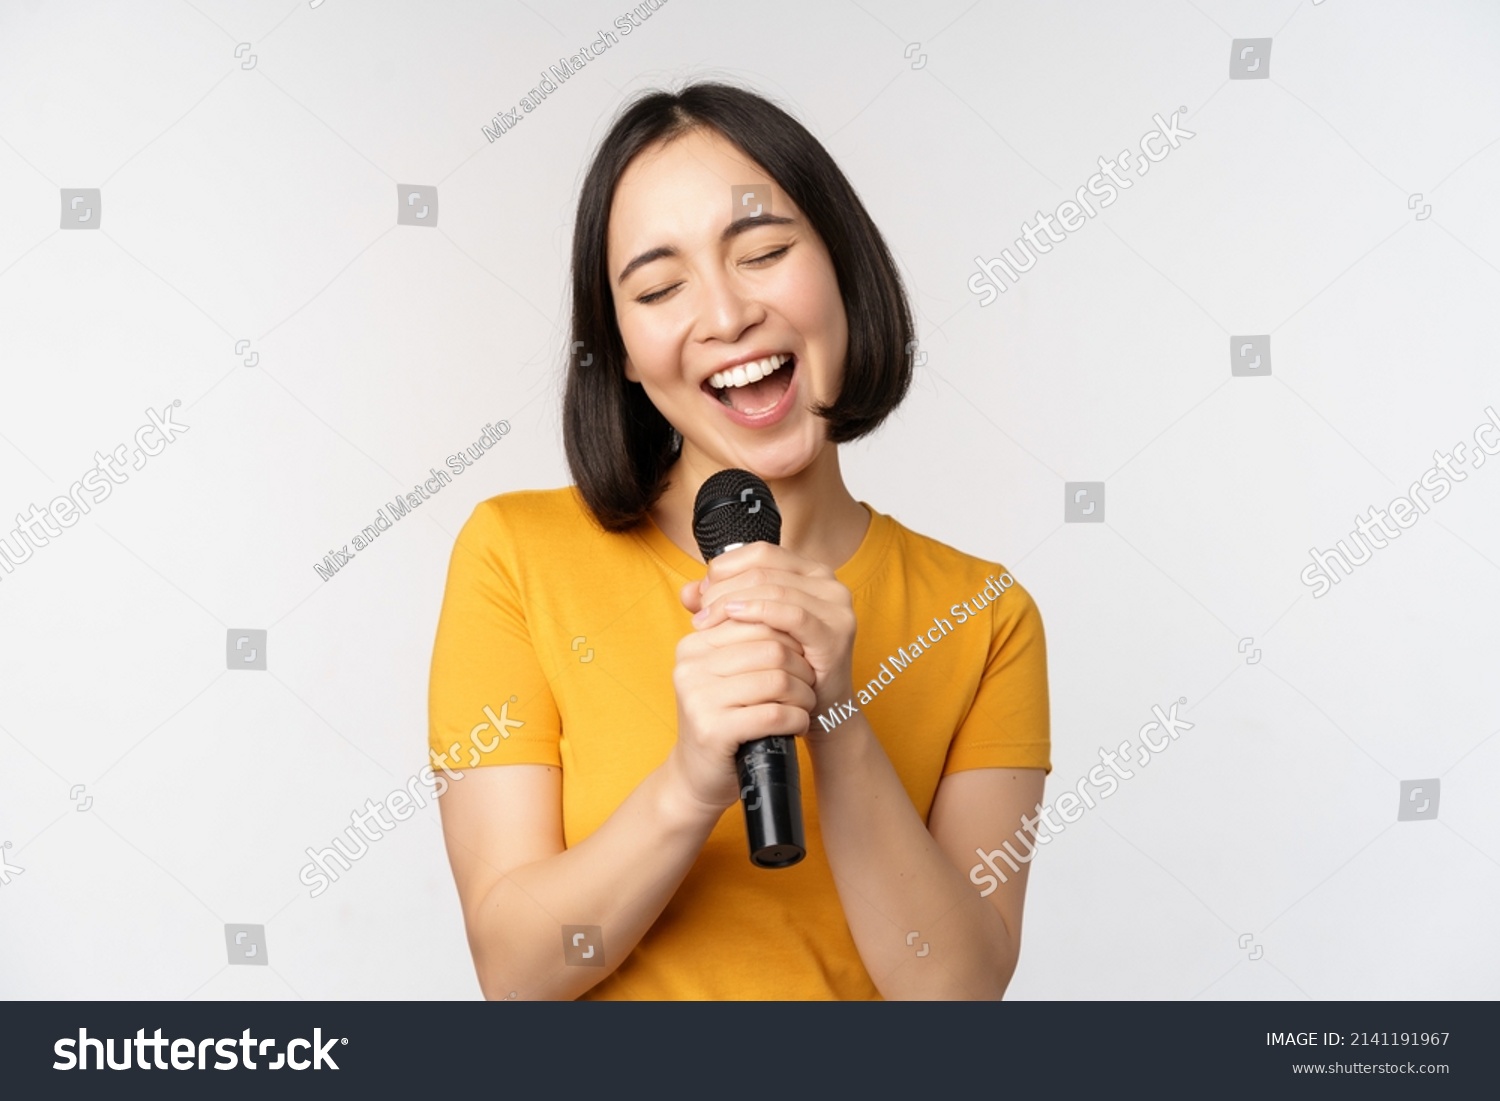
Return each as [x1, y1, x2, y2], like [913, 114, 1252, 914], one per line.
[679, 542, 857, 735]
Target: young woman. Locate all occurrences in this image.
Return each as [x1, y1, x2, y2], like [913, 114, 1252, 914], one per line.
[429, 81, 1050, 1000]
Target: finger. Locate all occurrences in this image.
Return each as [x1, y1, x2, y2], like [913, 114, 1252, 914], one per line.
[696, 617, 805, 651]
[710, 668, 818, 713]
[699, 567, 826, 610]
[678, 671, 814, 743]
[719, 597, 829, 645]
[711, 701, 811, 743]
[677, 618, 804, 660]
[695, 581, 799, 626]
[705, 542, 828, 585]
[703, 638, 816, 685]
[694, 585, 830, 636]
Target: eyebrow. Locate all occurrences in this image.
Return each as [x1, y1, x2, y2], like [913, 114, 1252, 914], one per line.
[615, 213, 797, 286]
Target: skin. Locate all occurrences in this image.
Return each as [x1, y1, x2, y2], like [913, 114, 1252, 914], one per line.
[609, 126, 866, 802]
[608, 126, 1044, 995]
[434, 126, 1045, 1003]
[609, 126, 870, 572]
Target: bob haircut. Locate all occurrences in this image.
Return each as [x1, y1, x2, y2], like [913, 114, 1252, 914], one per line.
[563, 80, 916, 532]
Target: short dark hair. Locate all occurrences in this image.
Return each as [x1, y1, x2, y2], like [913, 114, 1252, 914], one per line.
[562, 80, 916, 532]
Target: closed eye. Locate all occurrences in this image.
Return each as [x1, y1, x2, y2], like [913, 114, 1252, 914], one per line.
[636, 284, 679, 305]
[634, 245, 793, 305]
[746, 245, 791, 265]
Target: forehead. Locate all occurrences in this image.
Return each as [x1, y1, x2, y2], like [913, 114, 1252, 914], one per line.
[607, 129, 788, 261]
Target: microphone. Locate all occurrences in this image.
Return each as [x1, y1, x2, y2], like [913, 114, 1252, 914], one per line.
[692, 469, 807, 869]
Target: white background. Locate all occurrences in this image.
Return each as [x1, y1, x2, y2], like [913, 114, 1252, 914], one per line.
[1, 0, 1497, 1000]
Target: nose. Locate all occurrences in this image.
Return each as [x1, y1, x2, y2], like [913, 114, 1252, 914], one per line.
[696, 262, 765, 346]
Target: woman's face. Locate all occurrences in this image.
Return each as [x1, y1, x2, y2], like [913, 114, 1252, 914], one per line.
[607, 127, 848, 483]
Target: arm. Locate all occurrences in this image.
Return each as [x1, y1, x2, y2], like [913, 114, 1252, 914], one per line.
[434, 507, 818, 1001]
[809, 715, 1045, 1000]
[682, 544, 1051, 999]
[437, 753, 722, 1001]
[430, 502, 724, 1000]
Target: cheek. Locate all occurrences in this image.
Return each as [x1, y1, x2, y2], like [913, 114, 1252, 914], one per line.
[636, 291, 712, 365]
[618, 321, 684, 390]
[615, 307, 657, 360]
[780, 261, 841, 331]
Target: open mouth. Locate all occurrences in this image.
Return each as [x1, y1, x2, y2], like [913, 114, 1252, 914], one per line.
[702, 353, 796, 416]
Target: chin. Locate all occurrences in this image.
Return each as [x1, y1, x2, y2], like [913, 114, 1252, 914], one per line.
[724, 441, 825, 484]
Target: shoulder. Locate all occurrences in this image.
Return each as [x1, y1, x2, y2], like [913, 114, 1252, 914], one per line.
[877, 511, 983, 571]
[467, 485, 590, 527]
[458, 486, 615, 546]
[447, 486, 580, 565]
[873, 509, 1044, 635]
[452, 486, 646, 580]
[879, 511, 1039, 599]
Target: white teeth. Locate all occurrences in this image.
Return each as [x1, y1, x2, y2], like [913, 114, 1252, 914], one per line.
[707, 353, 791, 390]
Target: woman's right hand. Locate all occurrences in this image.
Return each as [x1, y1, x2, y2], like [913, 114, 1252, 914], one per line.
[668, 615, 818, 815]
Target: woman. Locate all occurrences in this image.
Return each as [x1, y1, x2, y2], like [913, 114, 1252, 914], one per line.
[429, 81, 1050, 1000]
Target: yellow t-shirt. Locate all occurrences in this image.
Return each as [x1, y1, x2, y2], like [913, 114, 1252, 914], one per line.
[428, 486, 1050, 1000]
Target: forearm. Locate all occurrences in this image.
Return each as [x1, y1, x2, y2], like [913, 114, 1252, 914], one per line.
[469, 753, 721, 1000]
[809, 714, 1015, 1000]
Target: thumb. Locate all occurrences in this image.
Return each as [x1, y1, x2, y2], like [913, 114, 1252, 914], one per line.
[680, 580, 704, 613]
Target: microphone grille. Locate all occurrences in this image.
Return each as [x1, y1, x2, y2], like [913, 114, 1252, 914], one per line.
[692, 469, 781, 559]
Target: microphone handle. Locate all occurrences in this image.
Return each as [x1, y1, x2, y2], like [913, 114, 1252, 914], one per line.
[735, 734, 805, 868]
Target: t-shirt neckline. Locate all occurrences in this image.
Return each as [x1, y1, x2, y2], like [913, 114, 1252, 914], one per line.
[634, 499, 892, 594]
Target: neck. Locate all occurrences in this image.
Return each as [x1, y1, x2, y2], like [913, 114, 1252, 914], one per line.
[651, 447, 869, 571]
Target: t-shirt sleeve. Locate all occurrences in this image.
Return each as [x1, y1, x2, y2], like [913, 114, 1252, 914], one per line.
[941, 575, 1051, 776]
[428, 499, 562, 770]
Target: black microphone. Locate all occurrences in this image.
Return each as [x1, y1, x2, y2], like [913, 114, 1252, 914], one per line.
[692, 469, 806, 869]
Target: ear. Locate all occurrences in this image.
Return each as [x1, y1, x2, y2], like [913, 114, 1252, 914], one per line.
[623, 355, 640, 383]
